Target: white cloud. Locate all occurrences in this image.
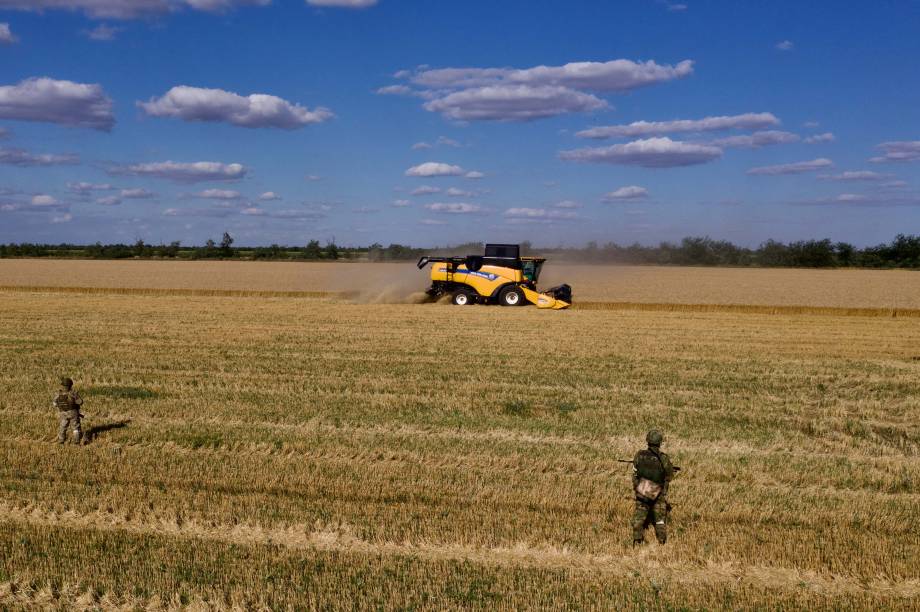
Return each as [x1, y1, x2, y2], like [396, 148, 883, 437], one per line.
[419, 218, 446, 225]
[577, 112, 779, 139]
[258, 191, 281, 200]
[353, 206, 380, 214]
[437, 136, 462, 147]
[445, 187, 473, 197]
[818, 170, 887, 182]
[423, 84, 607, 121]
[411, 141, 432, 150]
[869, 141, 920, 163]
[553, 200, 581, 209]
[307, 0, 377, 7]
[796, 192, 920, 206]
[504, 207, 578, 222]
[776, 40, 794, 51]
[834, 193, 868, 202]
[376, 85, 414, 96]
[112, 160, 246, 182]
[464, 171, 485, 179]
[194, 188, 242, 199]
[881, 180, 908, 189]
[304, 174, 323, 181]
[408, 59, 693, 91]
[68, 182, 113, 193]
[139, 86, 333, 129]
[405, 162, 465, 177]
[603, 185, 649, 201]
[746, 157, 833, 175]
[85, 23, 121, 40]
[240, 206, 325, 219]
[51, 213, 72, 223]
[31, 194, 58, 206]
[424, 202, 482, 214]
[163, 207, 234, 218]
[712, 130, 800, 148]
[0, 77, 114, 130]
[559, 137, 722, 168]
[411, 185, 441, 196]
[804, 132, 835, 144]
[0, 127, 8, 139]
[120, 188, 155, 198]
[96, 195, 122, 206]
[389, 58, 692, 122]
[391, 199, 410, 207]
[804, 121, 819, 128]
[0, 147, 79, 166]
[0, 22, 17, 44]
[0, 0, 270, 20]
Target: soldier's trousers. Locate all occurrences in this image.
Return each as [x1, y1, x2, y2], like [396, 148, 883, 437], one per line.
[58, 410, 82, 444]
[632, 497, 667, 544]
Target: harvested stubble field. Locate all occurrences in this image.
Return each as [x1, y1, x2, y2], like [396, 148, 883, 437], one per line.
[1, 262, 919, 610]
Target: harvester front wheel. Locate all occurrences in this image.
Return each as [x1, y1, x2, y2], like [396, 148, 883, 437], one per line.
[498, 285, 525, 307]
[451, 289, 476, 306]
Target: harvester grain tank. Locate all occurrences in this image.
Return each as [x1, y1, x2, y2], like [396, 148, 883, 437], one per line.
[417, 243, 572, 309]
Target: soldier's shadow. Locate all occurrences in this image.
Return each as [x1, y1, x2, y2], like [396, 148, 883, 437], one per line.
[83, 419, 131, 444]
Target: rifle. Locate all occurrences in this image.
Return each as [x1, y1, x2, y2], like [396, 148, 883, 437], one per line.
[616, 459, 681, 472]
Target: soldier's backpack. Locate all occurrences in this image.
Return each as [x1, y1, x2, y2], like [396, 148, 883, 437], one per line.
[634, 449, 666, 503]
[54, 391, 75, 412]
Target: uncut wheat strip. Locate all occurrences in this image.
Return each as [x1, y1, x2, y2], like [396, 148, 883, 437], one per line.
[6, 285, 920, 318]
[1, 501, 916, 599]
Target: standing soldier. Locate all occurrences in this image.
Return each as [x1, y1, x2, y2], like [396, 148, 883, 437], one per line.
[54, 377, 84, 445]
[631, 429, 675, 545]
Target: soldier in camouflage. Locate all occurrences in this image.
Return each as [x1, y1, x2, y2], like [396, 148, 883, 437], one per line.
[631, 429, 675, 545]
[54, 377, 84, 445]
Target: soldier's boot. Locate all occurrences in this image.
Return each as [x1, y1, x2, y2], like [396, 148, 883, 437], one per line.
[72, 430, 83, 445]
[631, 521, 647, 546]
[653, 520, 667, 544]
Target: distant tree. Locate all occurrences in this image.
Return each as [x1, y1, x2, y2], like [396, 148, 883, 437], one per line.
[219, 232, 234, 258]
[757, 240, 790, 267]
[326, 241, 340, 260]
[304, 239, 323, 259]
[835, 242, 855, 267]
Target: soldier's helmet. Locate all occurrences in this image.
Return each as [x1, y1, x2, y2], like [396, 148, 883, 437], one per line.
[646, 429, 663, 447]
[60, 377, 73, 389]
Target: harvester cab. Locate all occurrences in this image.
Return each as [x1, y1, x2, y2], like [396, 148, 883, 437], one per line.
[417, 243, 572, 309]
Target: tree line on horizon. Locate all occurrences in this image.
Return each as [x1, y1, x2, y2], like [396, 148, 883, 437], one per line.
[1, 232, 918, 269]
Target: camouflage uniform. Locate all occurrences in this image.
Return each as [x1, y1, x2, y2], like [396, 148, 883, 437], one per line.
[54, 378, 84, 445]
[631, 430, 674, 545]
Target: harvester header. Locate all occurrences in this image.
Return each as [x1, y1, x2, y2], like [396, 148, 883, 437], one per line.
[417, 243, 572, 309]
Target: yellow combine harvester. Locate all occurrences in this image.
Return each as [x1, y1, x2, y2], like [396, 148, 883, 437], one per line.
[417, 243, 572, 309]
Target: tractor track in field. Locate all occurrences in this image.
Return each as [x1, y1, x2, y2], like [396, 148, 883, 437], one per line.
[3, 285, 920, 318]
[1, 500, 918, 603]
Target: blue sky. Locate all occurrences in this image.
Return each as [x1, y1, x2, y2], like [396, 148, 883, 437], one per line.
[1, 0, 918, 247]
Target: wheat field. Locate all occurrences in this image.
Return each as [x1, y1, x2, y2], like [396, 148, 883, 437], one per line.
[2, 259, 920, 308]
[1, 261, 919, 609]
